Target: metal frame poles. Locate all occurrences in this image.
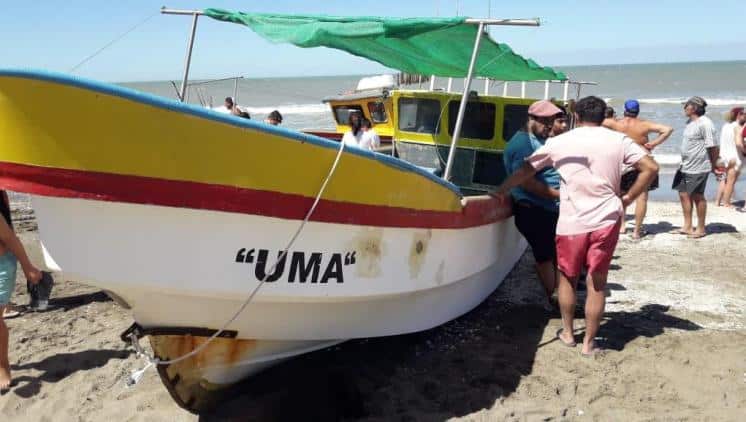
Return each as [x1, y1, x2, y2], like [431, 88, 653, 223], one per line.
[443, 22, 485, 181]
[162, 8, 204, 103]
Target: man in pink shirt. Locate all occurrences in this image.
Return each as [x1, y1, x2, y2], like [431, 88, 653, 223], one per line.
[493, 96, 659, 356]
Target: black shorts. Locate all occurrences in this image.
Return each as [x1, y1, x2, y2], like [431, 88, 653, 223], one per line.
[672, 170, 709, 195]
[513, 201, 558, 263]
[620, 169, 659, 193]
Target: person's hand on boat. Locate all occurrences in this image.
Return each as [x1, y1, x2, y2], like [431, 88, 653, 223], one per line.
[24, 265, 42, 285]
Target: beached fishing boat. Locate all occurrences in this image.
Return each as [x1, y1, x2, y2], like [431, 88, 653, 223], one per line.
[0, 8, 570, 412]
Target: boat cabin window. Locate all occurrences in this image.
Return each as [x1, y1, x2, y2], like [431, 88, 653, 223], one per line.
[398, 97, 441, 134]
[367, 101, 388, 123]
[503, 104, 529, 142]
[332, 105, 364, 125]
[447, 101, 496, 140]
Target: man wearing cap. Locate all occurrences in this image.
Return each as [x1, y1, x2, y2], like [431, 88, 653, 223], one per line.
[603, 99, 673, 239]
[503, 100, 563, 307]
[673, 96, 719, 238]
[494, 96, 659, 356]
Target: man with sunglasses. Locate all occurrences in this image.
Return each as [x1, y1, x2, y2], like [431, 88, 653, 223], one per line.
[503, 100, 564, 308]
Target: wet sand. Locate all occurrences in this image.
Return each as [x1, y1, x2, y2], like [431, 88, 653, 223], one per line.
[0, 201, 744, 421]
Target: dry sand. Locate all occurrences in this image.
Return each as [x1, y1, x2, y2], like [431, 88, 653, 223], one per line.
[0, 201, 744, 421]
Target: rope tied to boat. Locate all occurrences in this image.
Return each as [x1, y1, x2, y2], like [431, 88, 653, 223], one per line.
[125, 138, 347, 387]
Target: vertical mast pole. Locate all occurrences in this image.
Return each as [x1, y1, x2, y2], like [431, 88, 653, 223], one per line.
[178, 12, 200, 103]
[233, 77, 239, 104]
[443, 23, 484, 181]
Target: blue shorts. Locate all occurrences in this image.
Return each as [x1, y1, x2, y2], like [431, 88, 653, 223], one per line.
[0, 252, 17, 306]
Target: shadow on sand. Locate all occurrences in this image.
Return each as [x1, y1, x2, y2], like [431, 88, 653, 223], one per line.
[643, 220, 738, 236]
[199, 275, 700, 421]
[8, 349, 132, 398]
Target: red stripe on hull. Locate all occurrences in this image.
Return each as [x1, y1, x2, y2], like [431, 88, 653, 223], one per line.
[0, 162, 511, 229]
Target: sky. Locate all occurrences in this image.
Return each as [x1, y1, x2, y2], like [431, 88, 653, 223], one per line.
[1, 0, 744, 82]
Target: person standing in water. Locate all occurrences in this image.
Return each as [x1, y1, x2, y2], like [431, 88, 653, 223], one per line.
[603, 99, 673, 239]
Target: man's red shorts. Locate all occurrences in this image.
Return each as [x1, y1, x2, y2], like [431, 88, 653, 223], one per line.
[555, 220, 622, 278]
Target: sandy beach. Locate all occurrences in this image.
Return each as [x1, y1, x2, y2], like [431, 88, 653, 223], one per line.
[0, 200, 744, 421]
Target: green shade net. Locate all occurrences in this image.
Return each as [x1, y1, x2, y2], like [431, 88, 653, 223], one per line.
[203, 9, 566, 81]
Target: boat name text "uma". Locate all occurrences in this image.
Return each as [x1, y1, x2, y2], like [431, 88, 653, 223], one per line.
[234, 248, 356, 284]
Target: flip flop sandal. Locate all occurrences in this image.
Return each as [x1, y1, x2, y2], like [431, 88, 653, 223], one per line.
[688, 232, 707, 239]
[1, 310, 21, 319]
[581, 347, 606, 357]
[556, 329, 576, 348]
[669, 229, 691, 235]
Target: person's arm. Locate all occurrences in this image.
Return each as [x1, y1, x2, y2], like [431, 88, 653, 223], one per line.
[734, 125, 745, 155]
[372, 132, 381, 149]
[602, 118, 619, 131]
[519, 175, 560, 200]
[703, 122, 720, 172]
[493, 143, 554, 197]
[621, 156, 659, 207]
[643, 122, 674, 150]
[491, 162, 539, 197]
[0, 218, 41, 284]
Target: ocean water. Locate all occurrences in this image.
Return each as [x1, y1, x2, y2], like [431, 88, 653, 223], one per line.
[121, 60, 746, 173]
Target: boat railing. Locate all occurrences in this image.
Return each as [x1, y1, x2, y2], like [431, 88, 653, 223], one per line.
[170, 75, 244, 108]
[428, 77, 597, 102]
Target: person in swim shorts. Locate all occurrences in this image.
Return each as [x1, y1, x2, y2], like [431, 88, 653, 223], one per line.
[493, 96, 659, 356]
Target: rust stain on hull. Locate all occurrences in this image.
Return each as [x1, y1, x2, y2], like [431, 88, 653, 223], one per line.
[408, 229, 432, 278]
[351, 227, 385, 278]
[150, 335, 258, 413]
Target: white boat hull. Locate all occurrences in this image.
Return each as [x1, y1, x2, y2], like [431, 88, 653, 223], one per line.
[33, 195, 525, 410]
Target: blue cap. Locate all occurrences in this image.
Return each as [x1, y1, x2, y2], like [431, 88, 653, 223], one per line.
[624, 99, 640, 113]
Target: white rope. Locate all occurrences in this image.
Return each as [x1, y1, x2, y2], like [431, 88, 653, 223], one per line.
[69, 12, 158, 73]
[126, 139, 347, 386]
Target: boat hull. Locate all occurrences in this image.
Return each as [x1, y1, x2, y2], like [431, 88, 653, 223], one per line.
[0, 69, 525, 413]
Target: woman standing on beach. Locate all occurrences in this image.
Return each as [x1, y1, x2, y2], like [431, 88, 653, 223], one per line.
[0, 216, 42, 390]
[715, 107, 745, 207]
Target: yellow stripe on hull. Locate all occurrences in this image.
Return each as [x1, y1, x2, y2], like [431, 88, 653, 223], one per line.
[0, 74, 461, 213]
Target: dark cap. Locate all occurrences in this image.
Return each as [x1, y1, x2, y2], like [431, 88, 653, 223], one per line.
[268, 110, 283, 122]
[685, 96, 707, 109]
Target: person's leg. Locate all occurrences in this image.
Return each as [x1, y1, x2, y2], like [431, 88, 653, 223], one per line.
[555, 232, 585, 345]
[582, 220, 621, 354]
[536, 260, 556, 299]
[582, 271, 608, 354]
[678, 191, 693, 234]
[0, 305, 10, 389]
[619, 204, 628, 234]
[557, 271, 578, 345]
[632, 191, 648, 239]
[692, 193, 707, 236]
[722, 167, 739, 207]
[715, 177, 725, 206]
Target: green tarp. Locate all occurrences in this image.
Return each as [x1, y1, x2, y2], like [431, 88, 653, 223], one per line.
[203, 9, 567, 82]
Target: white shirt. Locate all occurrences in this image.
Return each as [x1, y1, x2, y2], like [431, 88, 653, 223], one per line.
[359, 129, 381, 151]
[342, 131, 362, 147]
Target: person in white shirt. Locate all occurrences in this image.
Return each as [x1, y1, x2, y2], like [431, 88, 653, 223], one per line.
[358, 118, 381, 151]
[341, 111, 363, 147]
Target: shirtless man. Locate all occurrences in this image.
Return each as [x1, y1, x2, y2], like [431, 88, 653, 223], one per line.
[603, 99, 673, 239]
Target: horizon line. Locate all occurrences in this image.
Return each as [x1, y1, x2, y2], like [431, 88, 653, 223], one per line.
[112, 58, 746, 84]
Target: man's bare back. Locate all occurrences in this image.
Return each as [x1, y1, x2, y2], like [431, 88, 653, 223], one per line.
[603, 116, 673, 150]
